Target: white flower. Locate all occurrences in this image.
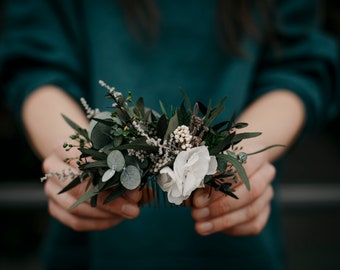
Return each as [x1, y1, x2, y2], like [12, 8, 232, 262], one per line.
[157, 146, 217, 205]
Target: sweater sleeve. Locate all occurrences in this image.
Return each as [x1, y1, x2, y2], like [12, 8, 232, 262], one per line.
[0, 0, 87, 124]
[251, 0, 339, 133]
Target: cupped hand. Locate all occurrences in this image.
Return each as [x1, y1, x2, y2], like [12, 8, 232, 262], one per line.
[191, 146, 276, 236]
[42, 143, 150, 231]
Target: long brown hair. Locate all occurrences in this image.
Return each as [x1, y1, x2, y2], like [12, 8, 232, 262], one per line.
[119, 0, 276, 54]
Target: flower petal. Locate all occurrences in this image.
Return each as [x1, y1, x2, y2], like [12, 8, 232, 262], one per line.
[207, 156, 218, 175]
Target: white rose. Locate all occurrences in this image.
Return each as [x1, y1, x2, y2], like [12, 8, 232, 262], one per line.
[157, 146, 217, 205]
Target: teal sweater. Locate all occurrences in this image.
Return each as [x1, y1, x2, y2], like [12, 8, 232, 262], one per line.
[0, 0, 338, 269]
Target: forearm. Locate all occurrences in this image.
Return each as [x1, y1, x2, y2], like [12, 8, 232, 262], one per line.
[22, 85, 89, 160]
[237, 89, 306, 162]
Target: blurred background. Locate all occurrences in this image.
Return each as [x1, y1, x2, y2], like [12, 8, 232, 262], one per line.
[1, 1, 340, 270]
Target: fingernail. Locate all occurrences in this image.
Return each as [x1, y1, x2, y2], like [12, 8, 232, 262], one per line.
[195, 207, 210, 219]
[198, 222, 213, 233]
[122, 204, 138, 217]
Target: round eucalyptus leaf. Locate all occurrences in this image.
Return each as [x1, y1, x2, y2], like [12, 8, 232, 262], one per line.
[120, 165, 141, 190]
[107, 150, 125, 171]
[102, 169, 115, 182]
[88, 111, 112, 149]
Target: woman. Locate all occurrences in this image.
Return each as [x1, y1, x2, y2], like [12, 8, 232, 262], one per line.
[0, 0, 338, 269]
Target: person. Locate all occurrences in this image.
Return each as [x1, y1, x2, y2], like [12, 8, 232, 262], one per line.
[0, 0, 338, 269]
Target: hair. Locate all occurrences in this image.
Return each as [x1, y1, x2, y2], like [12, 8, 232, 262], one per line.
[119, 0, 277, 55]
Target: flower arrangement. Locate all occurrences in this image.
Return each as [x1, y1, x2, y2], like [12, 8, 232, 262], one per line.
[42, 80, 280, 209]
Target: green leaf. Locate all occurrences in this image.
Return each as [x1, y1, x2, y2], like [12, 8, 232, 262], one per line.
[58, 173, 87, 194]
[79, 160, 108, 170]
[114, 137, 158, 152]
[68, 185, 100, 210]
[209, 132, 236, 155]
[163, 111, 179, 140]
[158, 100, 168, 118]
[203, 96, 227, 127]
[78, 148, 107, 160]
[90, 195, 98, 207]
[103, 186, 126, 204]
[120, 165, 141, 190]
[133, 97, 145, 118]
[177, 102, 191, 126]
[231, 132, 262, 145]
[113, 135, 123, 147]
[107, 150, 125, 171]
[216, 154, 250, 190]
[156, 114, 168, 139]
[91, 117, 116, 127]
[234, 122, 248, 129]
[62, 114, 89, 140]
[88, 111, 113, 149]
[126, 155, 149, 171]
[179, 88, 192, 113]
[225, 112, 236, 130]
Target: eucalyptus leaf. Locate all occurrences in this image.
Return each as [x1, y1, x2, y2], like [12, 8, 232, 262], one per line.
[88, 111, 113, 149]
[102, 168, 116, 182]
[120, 165, 141, 190]
[101, 172, 121, 190]
[107, 150, 125, 171]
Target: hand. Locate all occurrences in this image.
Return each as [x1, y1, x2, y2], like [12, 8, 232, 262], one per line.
[42, 143, 149, 231]
[191, 146, 276, 236]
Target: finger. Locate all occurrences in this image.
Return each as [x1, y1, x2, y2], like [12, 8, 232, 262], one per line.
[44, 152, 142, 218]
[194, 185, 273, 236]
[45, 172, 141, 219]
[45, 179, 122, 219]
[192, 162, 275, 219]
[191, 186, 224, 208]
[42, 151, 80, 183]
[139, 186, 155, 206]
[48, 200, 124, 232]
[96, 190, 141, 218]
[222, 204, 271, 236]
